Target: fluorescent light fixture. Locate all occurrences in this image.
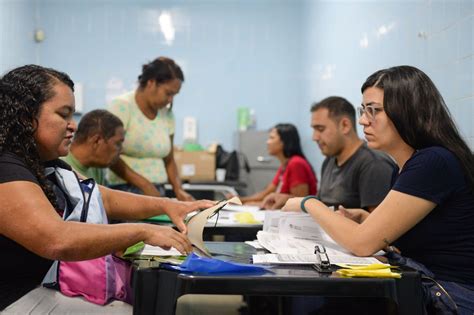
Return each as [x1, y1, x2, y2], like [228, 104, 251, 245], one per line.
[359, 33, 369, 48]
[376, 22, 395, 38]
[159, 11, 175, 45]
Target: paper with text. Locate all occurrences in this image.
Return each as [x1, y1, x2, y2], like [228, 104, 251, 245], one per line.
[255, 211, 380, 265]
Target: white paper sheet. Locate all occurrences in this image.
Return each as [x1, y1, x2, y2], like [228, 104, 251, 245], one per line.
[256, 219, 380, 265]
[222, 204, 260, 212]
[207, 209, 265, 225]
[245, 240, 265, 249]
[252, 253, 379, 265]
[138, 244, 182, 256]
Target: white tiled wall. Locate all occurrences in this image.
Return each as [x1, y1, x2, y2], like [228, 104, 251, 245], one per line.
[0, 0, 472, 162]
[300, 0, 474, 173]
[424, 1, 473, 148]
[0, 0, 37, 73]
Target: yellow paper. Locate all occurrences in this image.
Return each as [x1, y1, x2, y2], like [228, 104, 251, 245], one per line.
[336, 267, 400, 278]
[336, 263, 398, 270]
[234, 212, 260, 224]
[335, 263, 401, 278]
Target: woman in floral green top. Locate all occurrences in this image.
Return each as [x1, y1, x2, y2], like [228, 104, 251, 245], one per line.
[108, 57, 193, 201]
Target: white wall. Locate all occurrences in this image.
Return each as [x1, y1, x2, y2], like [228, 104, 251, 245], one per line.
[1, 0, 472, 179]
[0, 0, 38, 72]
[300, 0, 473, 176]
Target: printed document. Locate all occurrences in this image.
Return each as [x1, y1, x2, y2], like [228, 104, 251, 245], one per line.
[253, 212, 379, 265]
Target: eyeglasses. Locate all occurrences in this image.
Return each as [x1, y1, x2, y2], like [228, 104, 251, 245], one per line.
[357, 105, 383, 122]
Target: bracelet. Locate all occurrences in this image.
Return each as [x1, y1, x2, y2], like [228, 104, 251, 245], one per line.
[300, 195, 318, 213]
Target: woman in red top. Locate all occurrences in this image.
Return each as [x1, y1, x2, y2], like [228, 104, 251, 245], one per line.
[240, 123, 317, 206]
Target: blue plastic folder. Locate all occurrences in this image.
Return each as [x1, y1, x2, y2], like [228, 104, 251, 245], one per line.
[160, 253, 269, 275]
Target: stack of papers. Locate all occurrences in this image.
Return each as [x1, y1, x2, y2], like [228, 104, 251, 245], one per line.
[253, 231, 378, 265]
[252, 211, 379, 265]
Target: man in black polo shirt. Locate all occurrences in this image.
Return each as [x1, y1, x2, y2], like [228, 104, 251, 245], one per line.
[261, 96, 395, 211]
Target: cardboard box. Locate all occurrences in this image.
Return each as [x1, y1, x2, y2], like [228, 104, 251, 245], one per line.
[174, 150, 216, 181]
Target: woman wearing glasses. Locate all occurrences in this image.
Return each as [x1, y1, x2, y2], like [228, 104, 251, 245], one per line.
[107, 57, 194, 201]
[284, 66, 474, 313]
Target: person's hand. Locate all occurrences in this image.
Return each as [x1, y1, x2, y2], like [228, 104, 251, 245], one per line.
[260, 193, 291, 210]
[164, 199, 215, 233]
[281, 197, 304, 212]
[175, 189, 195, 201]
[335, 206, 369, 224]
[143, 224, 193, 255]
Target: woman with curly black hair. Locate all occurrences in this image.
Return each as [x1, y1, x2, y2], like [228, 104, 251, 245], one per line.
[0, 65, 213, 310]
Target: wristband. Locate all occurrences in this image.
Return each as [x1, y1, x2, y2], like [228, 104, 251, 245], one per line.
[300, 195, 318, 213]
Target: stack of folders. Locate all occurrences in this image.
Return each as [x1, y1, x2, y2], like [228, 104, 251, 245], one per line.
[251, 211, 380, 270]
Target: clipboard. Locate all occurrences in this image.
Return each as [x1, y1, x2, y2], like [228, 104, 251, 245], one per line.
[312, 244, 337, 273]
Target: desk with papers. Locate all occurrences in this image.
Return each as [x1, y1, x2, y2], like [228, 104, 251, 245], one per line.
[132, 242, 424, 315]
[144, 203, 265, 242]
[253, 211, 382, 266]
[204, 204, 264, 241]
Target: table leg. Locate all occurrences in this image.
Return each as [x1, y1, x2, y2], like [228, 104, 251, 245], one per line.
[133, 269, 181, 315]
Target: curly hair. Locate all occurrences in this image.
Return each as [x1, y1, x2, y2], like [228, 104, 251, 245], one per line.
[0, 64, 74, 209]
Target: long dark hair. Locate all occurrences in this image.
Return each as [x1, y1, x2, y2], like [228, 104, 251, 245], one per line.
[0, 64, 74, 209]
[138, 56, 184, 88]
[361, 65, 474, 191]
[274, 123, 315, 175]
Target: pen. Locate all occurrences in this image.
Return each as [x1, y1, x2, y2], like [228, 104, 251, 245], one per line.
[314, 244, 331, 269]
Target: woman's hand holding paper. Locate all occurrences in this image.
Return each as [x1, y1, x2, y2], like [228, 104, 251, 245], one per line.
[163, 199, 215, 233]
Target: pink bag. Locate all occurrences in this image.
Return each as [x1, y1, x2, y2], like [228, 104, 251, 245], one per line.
[58, 255, 133, 305]
[42, 166, 133, 305]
